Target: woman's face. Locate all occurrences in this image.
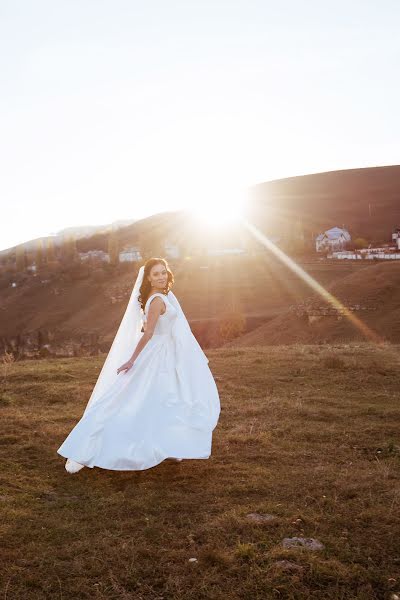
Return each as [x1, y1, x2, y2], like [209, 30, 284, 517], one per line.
[147, 263, 168, 292]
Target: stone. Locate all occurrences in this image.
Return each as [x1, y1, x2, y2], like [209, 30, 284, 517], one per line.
[273, 560, 305, 573]
[246, 512, 277, 523]
[281, 537, 324, 551]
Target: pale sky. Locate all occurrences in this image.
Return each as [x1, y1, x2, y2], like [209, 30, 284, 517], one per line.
[1, 1, 399, 251]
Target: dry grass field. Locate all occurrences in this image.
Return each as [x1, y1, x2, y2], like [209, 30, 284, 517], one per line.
[1, 343, 399, 599]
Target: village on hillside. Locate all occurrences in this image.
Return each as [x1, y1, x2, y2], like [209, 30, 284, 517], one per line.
[316, 225, 400, 260]
[1, 220, 400, 360]
[2, 221, 400, 282]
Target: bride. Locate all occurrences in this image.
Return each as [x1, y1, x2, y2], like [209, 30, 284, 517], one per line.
[57, 257, 221, 472]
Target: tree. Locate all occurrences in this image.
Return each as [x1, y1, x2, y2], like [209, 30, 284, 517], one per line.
[218, 295, 246, 344]
[108, 230, 120, 265]
[46, 237, 56, 263]
[353, 237, 368, 249]
[139, 229, 165, 260]
[15, 245, 27, 272]
[61, 234, 78, 263]
[219, 309, 246, 344]
[35, 239, 44, 270]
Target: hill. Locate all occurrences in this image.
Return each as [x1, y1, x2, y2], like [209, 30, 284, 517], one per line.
[3, 164, 400, 355]
[3, 164, 400, 262]
[227, 261, 400, 346]
[0, 219, 137, 255]
[0, 253, 374, 356]
[248, 165, 400, 243]
[1, 344, 399, 598]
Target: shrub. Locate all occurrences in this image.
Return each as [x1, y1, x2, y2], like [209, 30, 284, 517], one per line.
[323, 355, 346, 369]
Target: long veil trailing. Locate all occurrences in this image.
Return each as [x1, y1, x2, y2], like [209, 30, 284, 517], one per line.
[83, 265, 145, 414]
[82, 265, 219, 432]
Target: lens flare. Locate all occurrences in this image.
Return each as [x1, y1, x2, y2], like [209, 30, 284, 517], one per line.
[243, 219, 384, 344]
[183, 184, 247, 229]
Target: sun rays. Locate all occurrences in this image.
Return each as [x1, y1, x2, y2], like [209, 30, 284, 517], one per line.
[182, 184, 247, 229]
[242, 219, 384, 345]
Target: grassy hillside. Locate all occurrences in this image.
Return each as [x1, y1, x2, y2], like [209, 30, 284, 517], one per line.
[3, 164, 400, 351]
[229, 261, 400, 347]
[249, 165, 400, 243]
[1, 344, 399, 599]
[0, 254, 372, 349]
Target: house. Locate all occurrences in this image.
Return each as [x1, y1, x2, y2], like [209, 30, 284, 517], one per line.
[316, 227, 351, 252]
[119, 247, 142, 262]
[329, 251, 362, 260]
[392, 226, 400, 250]
[207, 247, 246, 256]
[164, 241, 180, 259]
[79, 250, 110, 263]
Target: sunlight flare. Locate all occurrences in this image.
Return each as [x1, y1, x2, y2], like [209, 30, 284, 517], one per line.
[183, 185, 247, 229]
[243, 220, 384, 344]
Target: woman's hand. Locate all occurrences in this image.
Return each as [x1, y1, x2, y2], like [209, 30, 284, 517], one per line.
[117, 359, 134, 374]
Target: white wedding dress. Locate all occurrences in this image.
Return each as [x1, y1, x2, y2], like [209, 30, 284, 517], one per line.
[57, 292, 220, 471]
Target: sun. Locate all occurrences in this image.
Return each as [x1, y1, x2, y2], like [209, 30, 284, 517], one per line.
[185, 188, 247, 229]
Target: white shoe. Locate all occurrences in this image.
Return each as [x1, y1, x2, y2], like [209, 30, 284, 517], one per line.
[65, 458, 85, 473]
[166, 457, 183, 462]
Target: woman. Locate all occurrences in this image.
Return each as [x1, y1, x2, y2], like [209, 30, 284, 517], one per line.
[57, 257, 221, 472]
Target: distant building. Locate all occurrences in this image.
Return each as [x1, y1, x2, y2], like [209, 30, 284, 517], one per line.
[119, 247, 142, 262]
[164, 241, 180, 259]
[79, 250, 110, 263]
[328, 251, 362, 260]
[328, 246, 400, 260]
[207, 247, 247, 256]
[392, 226, 400, 250]
[316, 227, 351, 252]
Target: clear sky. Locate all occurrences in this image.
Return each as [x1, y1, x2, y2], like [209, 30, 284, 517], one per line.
[1, 0, 399, 251]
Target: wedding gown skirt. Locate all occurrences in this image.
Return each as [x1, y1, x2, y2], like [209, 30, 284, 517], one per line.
[57, 292, 220, 471]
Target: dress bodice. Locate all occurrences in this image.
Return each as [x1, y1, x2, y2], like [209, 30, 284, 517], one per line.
[144, 292, 178, 335]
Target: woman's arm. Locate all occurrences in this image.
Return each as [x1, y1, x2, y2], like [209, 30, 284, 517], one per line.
[117, 296, 165, 374]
